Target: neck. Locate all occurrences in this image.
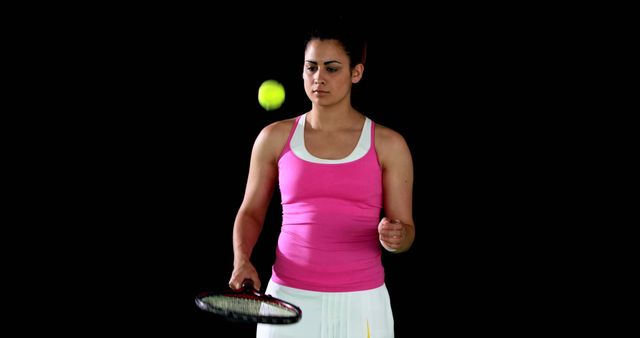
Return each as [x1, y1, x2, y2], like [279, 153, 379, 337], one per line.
[306, 107, 363, 131]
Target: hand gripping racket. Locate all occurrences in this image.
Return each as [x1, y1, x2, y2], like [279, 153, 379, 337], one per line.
[195, 279, 302, 324]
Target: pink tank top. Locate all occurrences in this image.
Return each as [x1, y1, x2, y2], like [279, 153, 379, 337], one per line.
[272, 114, 384, 292]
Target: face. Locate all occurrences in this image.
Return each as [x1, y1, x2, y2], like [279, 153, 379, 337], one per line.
[303, 39, 363, 107]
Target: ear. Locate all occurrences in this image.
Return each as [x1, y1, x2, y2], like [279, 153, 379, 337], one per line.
[351, 64, 364, 84]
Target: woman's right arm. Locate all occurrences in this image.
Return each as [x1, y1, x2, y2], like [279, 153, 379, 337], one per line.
[228, 121, 289, 291]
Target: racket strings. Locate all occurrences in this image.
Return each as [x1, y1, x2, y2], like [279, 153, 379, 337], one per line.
[203, 295, 297, 318]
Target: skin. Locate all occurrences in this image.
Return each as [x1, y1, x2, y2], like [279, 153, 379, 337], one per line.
[229, 39, 415, 291]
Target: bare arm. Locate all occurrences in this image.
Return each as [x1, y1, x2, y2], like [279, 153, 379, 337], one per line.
[228, 121, 290, 290]
[376, 126, 415, 253]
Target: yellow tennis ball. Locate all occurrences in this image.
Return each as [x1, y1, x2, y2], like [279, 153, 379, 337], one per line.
[258, 79, 285, 111]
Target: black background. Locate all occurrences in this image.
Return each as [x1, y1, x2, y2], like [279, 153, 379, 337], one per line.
[64, 7, 562, 336]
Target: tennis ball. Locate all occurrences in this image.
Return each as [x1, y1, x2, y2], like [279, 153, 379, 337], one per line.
[258, 79, 285, 111]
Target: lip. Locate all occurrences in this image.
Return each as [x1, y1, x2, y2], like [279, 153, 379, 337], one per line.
[313, 90, 329, 95]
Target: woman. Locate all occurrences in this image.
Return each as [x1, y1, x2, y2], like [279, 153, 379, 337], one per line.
[228, 19, 415, 338]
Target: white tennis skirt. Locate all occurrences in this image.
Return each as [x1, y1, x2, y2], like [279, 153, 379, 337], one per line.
[256, 279, 394, 338]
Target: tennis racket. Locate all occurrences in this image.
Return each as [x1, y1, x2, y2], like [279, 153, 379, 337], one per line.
[195, 279, 302, 324]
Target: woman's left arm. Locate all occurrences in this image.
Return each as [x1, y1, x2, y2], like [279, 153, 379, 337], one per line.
[377, 126, 415, 253]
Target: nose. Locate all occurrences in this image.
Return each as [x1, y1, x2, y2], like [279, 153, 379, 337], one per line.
[313, 71, 326, 85]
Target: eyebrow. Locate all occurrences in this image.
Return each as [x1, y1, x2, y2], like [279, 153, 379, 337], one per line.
[305, 60, 342, 65]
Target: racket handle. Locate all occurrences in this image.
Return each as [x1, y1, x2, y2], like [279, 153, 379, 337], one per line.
[242, 278, 256, 290]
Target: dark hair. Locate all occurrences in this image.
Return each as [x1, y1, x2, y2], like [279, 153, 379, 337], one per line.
[303, 16, 367, 69]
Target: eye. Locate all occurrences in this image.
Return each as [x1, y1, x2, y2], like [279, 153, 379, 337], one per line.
[327, 67, 338, 73]
[305, 66, 317, 72]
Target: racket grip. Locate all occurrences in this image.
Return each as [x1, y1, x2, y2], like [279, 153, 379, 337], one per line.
[242, 278, 256, 290]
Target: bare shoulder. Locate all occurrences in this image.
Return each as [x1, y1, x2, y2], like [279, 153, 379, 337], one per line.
[258, 117, 296, 145]
[254, 117, 297, 162]
[374, 123, 412, 165]
[375, 123, 410, 151]
[261, 117, 296, 138]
